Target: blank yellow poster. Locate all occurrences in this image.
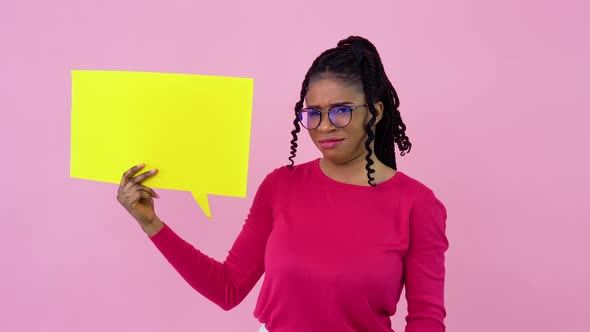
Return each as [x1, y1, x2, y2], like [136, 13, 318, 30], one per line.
[70, 70, 254, 218]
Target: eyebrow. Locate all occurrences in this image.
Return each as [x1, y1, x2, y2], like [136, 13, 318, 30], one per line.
[305, 101, 355, 109]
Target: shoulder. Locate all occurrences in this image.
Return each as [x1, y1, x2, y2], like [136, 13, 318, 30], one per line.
[394, 171, 436, 197]
[253, 159, 317, 197]
[262, 159, 317, 183]
[394, 171, 445, 212]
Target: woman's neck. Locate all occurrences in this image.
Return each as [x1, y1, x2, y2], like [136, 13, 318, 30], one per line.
[319, 155, 395, 186]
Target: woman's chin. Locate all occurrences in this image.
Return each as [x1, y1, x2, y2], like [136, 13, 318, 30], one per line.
[320, 150, 348, 164]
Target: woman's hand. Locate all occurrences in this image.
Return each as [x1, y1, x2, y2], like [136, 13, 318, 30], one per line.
[117, 164, 163, 236]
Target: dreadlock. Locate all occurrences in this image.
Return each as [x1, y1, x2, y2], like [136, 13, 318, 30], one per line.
[287, 36, 412, 186]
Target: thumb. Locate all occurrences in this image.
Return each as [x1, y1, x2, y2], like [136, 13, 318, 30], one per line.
[140, 190, 152, 201]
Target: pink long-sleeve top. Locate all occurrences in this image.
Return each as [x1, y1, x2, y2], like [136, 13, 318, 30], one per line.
[149, 158, 449, 331]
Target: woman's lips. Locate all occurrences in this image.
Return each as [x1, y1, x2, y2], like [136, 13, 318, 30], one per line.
[318, 138, 344, 149]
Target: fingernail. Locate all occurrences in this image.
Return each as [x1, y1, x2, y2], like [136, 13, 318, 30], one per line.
[151, 169, 158, 173]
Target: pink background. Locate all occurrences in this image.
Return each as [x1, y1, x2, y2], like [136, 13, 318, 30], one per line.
[1, 0, 589, 331]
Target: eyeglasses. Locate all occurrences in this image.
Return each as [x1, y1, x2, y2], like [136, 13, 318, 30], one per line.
[297, 104, 368, 130]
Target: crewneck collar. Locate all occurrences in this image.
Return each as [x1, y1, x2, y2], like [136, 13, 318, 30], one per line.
[311, 158, 404, 190]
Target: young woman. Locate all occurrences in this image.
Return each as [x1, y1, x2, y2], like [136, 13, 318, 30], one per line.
[117, 36, 449, 332]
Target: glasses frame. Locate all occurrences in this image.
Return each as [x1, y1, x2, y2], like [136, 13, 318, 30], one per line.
[297, 104, 369, 130]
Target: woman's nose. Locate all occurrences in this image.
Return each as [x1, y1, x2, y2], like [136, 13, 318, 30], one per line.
[317, 112, 335, 131]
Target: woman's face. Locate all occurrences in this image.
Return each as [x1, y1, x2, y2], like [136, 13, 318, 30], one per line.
[303, 77, 383, 165]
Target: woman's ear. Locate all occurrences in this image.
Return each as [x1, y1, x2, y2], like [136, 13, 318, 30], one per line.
[374, 101, 384, 124]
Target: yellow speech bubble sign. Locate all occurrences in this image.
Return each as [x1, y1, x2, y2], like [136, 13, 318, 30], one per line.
[70, 70, 253, 218]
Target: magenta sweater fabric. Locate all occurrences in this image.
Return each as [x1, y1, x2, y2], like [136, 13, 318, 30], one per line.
[149, 158, 449, 331]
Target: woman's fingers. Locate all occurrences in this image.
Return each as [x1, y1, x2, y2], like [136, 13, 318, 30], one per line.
[140, 190, 152, 201]
[126, 189, 148, 208]
[133, 184, 160, 199]
[120, 164, 145, 189]
[127, 190, 143, 208]
[117, 164, 161, 229]
[119, 183, 159, 208]
[120, 167, 158, 194]
[144, 185, 159, 199]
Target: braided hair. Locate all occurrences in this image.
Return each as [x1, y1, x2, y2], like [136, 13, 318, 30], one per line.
[287, 36, 412, 186]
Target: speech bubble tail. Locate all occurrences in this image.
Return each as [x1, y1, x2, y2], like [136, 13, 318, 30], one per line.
[192, 192, 212, 219]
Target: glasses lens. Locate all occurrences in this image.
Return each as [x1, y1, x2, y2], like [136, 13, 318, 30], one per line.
[329, 106, 353, 127]
[299, 108, 321, 129]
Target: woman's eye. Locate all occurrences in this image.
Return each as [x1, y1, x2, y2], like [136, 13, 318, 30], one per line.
[333, 106, 351, 114]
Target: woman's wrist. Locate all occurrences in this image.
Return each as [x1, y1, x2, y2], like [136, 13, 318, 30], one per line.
[143, 217, 164, 237]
